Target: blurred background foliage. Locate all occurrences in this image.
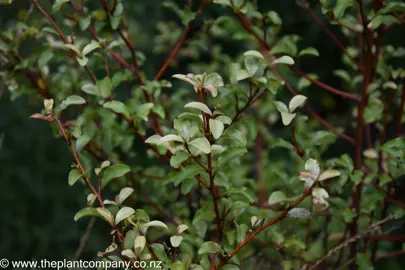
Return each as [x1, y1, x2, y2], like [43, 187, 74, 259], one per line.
[0, 0, 404, 268]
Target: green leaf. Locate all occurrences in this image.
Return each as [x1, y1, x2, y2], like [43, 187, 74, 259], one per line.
[115, 207, 135, 225]
[170, 151, 189, 168]
[244, 50, 264, 59]
[272, 55, 295, 66]
[52, 0, 70, 13]
[170, 235, 183, 247]
[217, 146, 247, 167]
[102, 164, 131, 188]
[220, 265, 240, 270]
[60, 95, 86, 111]
[81, 83, 98, 96]
[73, 207, 100, 221]
[177, 224, 189, 234]
[166, 165, 204, 187]
[103, 101, 130, 116]
[236, 223, 248, 243]
[109, 14, 121, 29]
[79, 16, 91, 30]
[82, 40, 101, 56]
[245, 55, 259, 76]
[38, 51, 54, 68]
[342, 208, 357, 223]
[199, 241, 221, 255]
[334, 0, 353, 18]
[97, 77, 112, 98]
[298, 47, 319, 57]
[75, 134, 91, 152]
[121, 249, 136, 259]
[68, 169, 82, 186]
[268, 191, 287, 205]
[193, 208, 216, 225]
[209, 119, 225, 139]
[184, 102, 212, 115]
[136, 103, 154, 121]
[189, 137, 211, 154]
[96, 207, 115, 224]
[289, 95, 307, 112]
[172, 74, 200, 89]
[145, 135, 162, 144]
[150, 243, 169, 262]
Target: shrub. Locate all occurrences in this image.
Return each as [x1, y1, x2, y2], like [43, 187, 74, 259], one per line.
[1, 0, 405, 269]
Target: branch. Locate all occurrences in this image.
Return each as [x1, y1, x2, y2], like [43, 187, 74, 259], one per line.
[291, 66, 360, 101]
[153, 0, 209, 80]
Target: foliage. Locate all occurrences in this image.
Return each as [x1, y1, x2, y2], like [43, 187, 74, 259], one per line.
[1, 0, 405, 269]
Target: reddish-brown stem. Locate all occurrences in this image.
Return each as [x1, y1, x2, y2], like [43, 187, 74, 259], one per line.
[291, 66, 359, 101]
[153, 0, 209, 81]
[54, 118, 104, 208]
[215, 182, 316, 269]
[299, 0, 363, 71]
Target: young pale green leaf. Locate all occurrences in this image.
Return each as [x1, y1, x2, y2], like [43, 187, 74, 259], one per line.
[141, 220, 168, 234]
[103, 200, 118, 205]
[103, 101, 130, 116]
[289, 95, 307, 112]
[75, 135, 91, 152]
[79, 16, 91, 30]
[134, 235, 146, 254]
[96, 207, 115, 224]
[172, 74, 200, 89]
[64, 95, 86, 106]
[287, 208, 311, 219]
[121, 249, 136, 259]
[204, 73, 224, 97]
[236, 69, 251, 81]
[115, 207, 135, 225]
[198, 241, 221, 255]
[44, 98, 54, 115]
[319, 170, 341, 181]
[68, 169, 82, 186]
[280, 112, 296, 125]
[209, 119, 224, 139]
[145, 135, 162, 144]
[74, 207, 100, 222]
[102, 164, 131, 188]
[63, 44, 81, 55]
[184, 102, 212, 115]
[82, 40, 101, 56]
[177, 224, 189, 234]
[298, 47, 320, 57]
[116, 187, 134, 204]
[170, 235, 183, 248]
[244, 50, 264, 59]
[158, 134, 184, 145]
[273, 101, 288, 113]
[268, 191, 287, 205]
[272, 55, 295, 65]
[305, 158, 320, 180]
[189, 137, 211, 154]
[76, 56, 88, 66]
[216, 116, 232, 125]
